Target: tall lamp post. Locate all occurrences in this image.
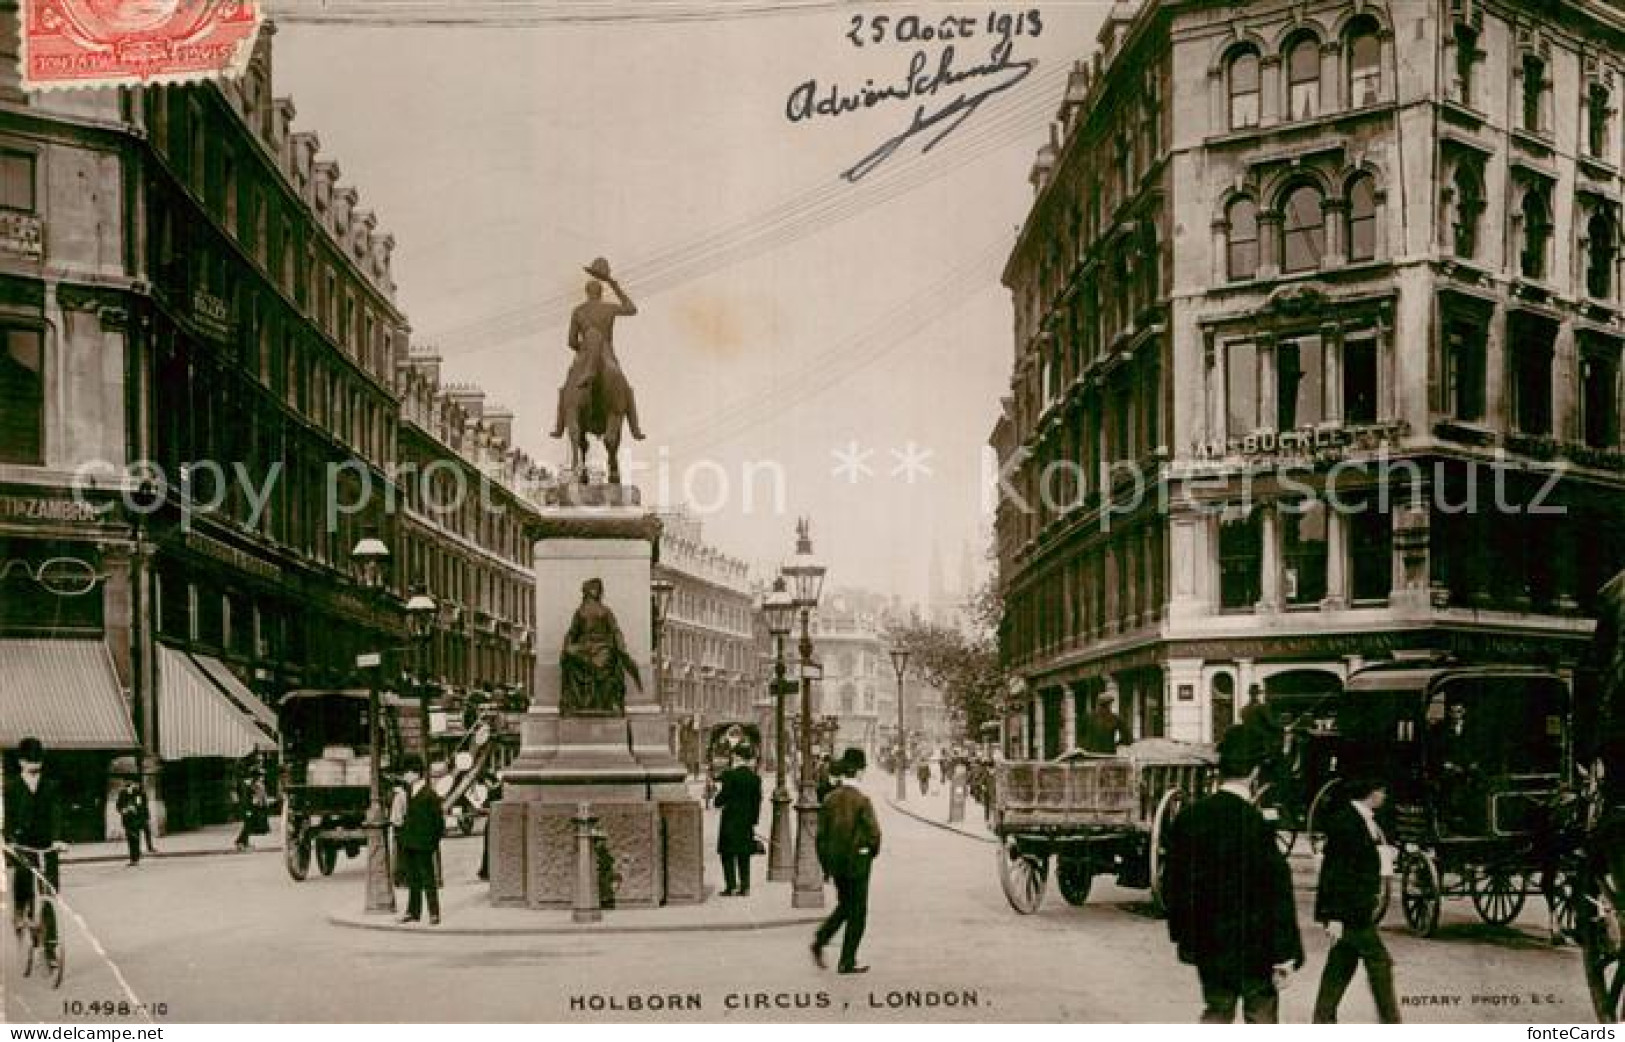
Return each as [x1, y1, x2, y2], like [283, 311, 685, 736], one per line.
[404, 583, 439, 760]
[890, 648, 910, 802]
[761, 576, 796, 882]
[351, 533, 396, 915]
[650, 577, 676, 759]
[782, 520, 827, 910]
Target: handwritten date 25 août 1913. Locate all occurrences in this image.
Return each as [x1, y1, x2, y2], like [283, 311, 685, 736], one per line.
[845, 10, 1043, 50]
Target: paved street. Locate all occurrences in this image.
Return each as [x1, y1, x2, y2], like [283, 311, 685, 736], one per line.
[3, 781, 1597, 1024]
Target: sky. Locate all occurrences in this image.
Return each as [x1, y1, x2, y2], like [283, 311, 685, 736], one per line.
[270, 2, 1109, 602]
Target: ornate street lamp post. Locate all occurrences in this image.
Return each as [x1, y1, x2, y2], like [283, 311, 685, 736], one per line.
[890, 647, 910, 802]
[404, 583, 438, 760]
[781, 519, 827, 910]
[350, 533, 396, 915]
[761, 576, 796, 882]
[650, 576, 676, 758]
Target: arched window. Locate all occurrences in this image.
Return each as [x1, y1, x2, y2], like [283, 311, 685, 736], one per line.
[1281, 184, 1326, 273]
[1347, 19, 1382, 106]
[1347, 175, 1378, 262]
[1287, 36, 1321, 120]
[1226, 197, 1259, 281]
[1588, 210, 1617, 299]
[1521, 188, 1551, 280]
[1452, 165, 1484, 259]
[1228, 48, 1261, 130]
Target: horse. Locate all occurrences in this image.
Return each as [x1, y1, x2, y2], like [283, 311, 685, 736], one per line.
[562, 329, 632, 484]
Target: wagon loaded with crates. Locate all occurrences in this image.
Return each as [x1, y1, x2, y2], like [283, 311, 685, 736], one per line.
[992, 740, 1218, 914]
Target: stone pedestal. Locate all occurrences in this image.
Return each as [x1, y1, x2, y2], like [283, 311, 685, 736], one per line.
[489, 488, 704, 909]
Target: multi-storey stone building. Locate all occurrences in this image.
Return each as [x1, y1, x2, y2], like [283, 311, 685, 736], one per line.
[993, 0, 1625, 755]
[652, 511, 757, 772]
[0, 17, 544, 834]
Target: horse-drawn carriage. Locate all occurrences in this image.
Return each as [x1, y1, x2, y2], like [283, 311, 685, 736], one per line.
[1316, 661, 1573, 937]
[992, 740, 1218, 914]
[277, 689, 405, 881]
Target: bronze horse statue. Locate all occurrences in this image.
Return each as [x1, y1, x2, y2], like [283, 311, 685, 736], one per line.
[562, 327, 632, 484]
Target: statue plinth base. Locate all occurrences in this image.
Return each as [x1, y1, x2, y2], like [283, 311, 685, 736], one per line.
[490, 491, 703, 909]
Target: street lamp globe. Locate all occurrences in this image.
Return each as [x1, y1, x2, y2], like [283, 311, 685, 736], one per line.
[762, 575, 796, 637]
[405, 583, 438, 641]
[650, 577, 676, 629]
[350, 534, 390, 589]
[889, 647, 910, 681]
[781, 518, 826, 609]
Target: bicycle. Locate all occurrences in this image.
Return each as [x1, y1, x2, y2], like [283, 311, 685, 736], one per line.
[10, 843, 66, 988]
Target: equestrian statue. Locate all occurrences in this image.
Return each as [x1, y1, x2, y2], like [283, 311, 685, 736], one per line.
[549, 257, 646, 484]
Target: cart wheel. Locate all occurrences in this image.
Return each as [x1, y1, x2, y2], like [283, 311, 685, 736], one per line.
[1401, 851, 1442, 937]
[1056, 856, 1093, 907]
[283, 812, 311, 882]
[1252, 782, 1298, 858]
[1547, 869, 1580, 942]
[1471, 865, 1527, 927]
[1581, 868, 1625, 1022]
[316, 843, 338, 877]
[996, 838, 1049, 915]
[1306, 779, 1340, 857]
[1149, 788, 1186, 914]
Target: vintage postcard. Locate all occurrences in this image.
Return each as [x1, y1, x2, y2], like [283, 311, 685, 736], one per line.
[2, 0, 1625, 1027]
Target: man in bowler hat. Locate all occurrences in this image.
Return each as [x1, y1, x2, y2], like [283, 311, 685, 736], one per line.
[1312, 777, 1401, 1022]
[1164, 726, 1304, 1022]
[714, 744, 763, 896]
[811, 748, 881, 974]
[396, 756, 446, 925]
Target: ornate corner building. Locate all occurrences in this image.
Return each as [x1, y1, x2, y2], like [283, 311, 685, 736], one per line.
[0, 15, 541, 837]
[992, 0, 1625, 756]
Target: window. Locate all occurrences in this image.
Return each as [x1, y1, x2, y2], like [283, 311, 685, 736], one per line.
[1451, 165, 1483, 259]
[1347, 20, 1382, 107]
[1219, 508, 1263, 610]
[1590, 84, 1613, 160]
[1453, 24, 1478, 106]
[1226, 341, 1258, 436]
[1348, 500, 1392, 601]
[1281, 184, 1325, 273]
[1226, 197, 1259, 281]
[0, 151, 34, 211]
[1588, 211, 1617, 300]
[1511, 313, 1555, 436]
[1343, 336, 1378, 424]
[1287, 37, 1321, 120]
[1522, 55, 1547, 133]
[1582, 346, 1620, 449]
[1445, 316, 1487, 422]
[0, 326, 44, 464]
[1347, 175, 1377, 263]
[1228, 48, 1261, 130]
[1282, 502, 1329, 606]
[1275, 337, 1324, 428]
[1520, 188, 1551, 280]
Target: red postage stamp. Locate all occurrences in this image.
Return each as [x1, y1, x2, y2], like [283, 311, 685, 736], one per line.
[19, 0, 263, 90]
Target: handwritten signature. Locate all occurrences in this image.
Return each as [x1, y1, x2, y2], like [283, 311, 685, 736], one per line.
[785, 44, 1036, 182]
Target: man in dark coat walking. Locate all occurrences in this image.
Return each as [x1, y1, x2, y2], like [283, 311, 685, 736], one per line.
[714, 746, 762, 896]
[1313, 777, 1401, 1023]
[812, 748, 882, 974]
[396, 757, 445, 925]
[1164, 728, 1303, 1023]
[116, 780, 150, 867]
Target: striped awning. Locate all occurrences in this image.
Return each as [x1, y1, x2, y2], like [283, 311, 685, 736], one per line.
[189, 653, 278, 742]
[157, 646, 276, 760]
[0, 640, 138, 750]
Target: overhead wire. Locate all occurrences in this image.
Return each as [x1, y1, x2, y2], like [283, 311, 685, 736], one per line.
[421, 60, 1069, 354]
[264, 0, 853, 27]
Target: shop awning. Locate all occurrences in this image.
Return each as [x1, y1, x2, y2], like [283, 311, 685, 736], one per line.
[157, 646, 276, 760]
[0, 639, 138, 750]
[189, 653, 278, 743]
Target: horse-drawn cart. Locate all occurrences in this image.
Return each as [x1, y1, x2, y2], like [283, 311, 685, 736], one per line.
[992, 740, 1218, 914]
